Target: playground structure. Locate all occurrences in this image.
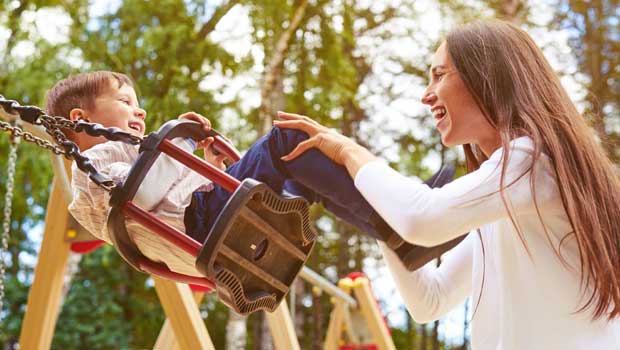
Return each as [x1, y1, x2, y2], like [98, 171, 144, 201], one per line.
[0, 104, 397, 349]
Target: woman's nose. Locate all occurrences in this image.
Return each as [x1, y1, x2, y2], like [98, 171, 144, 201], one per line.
[421, 91, 437, 105]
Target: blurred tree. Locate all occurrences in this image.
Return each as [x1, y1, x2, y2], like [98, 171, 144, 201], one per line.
[2, 0, 614, 349]
[553, 0, 619, 162]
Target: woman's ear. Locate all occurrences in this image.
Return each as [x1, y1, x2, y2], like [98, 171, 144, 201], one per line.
[68, 108, 89, 122]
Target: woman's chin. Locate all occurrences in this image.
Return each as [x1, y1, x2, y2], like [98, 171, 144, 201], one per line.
[439, 132, 455, 147]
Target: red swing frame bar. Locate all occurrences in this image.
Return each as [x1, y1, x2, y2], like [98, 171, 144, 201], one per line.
[115, 128, 243, 290]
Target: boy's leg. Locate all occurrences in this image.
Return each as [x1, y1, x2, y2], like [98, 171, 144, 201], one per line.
[258, 127, 386, 239]
[283, 180, 386, 239]
[185, 127, 389, 243]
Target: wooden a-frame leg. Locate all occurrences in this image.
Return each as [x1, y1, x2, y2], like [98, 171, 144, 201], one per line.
[19, 175, 72, 350]
[153, 278, 214, 350]
[265, 301, 300, 350]
[153, 291, 205, 350]
[156, 293, 301, 350]
[324, 300, 346, 350]
[351, 278, 396, 350]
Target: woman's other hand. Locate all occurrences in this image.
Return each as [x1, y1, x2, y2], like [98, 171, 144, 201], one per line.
[274, 111, 377, 178]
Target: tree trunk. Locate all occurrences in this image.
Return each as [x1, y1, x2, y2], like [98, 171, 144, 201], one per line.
[431, 257, 442, 350]
[582, 1, 606, 139]
[461, 299, 470, 350]
[420, 323, 428, 350]
[336, 222, 351, 274]
[258, 0, 310, 133]
[311, 291, 323, 349]
[225, 311, 247, 350]
[260, 313, 274, 350]
[406, 307, 417, 349]
[58, 253, 81, 306]
[252, 313, 261, 350]
[293, 279, 306, 335]
[432, 320, 440, 350]
[553, 0, 619, 162]
[499, 0, 522, 23]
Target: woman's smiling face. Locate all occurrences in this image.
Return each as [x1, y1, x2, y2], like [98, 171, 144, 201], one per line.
[421, 42, 499, 153]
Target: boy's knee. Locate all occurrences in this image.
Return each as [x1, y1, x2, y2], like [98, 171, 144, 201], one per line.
[271, 126, 308, 140]
[269, 127, 309, 152]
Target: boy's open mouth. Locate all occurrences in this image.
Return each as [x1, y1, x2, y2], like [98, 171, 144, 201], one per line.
[128, 121, 144, 133]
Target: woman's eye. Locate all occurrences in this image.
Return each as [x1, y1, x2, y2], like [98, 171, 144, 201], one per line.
[120, 99, 130, 105]
[435, 73, 444, 81]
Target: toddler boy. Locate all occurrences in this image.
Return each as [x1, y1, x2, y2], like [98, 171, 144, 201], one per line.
[47, 71, 395, 250]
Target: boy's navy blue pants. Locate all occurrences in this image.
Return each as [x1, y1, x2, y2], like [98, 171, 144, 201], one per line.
[184, 127, 388, 243]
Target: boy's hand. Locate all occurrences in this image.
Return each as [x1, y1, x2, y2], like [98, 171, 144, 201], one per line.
[199, 136, 228, 170]
[178, 111, 211, 132]
[177, 112, 227, 170]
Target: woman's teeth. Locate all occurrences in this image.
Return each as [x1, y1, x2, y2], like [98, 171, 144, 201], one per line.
[433, 108, 446, 119]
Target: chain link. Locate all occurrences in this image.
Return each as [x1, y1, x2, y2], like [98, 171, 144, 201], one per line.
[1, 120, 66, 155]
[0, 138, 18, 320]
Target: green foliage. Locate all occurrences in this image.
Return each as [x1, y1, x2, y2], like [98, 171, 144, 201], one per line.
[69, 0, 249, 131]
[53, 247, 140, 349]
[0, 0, 616, 348]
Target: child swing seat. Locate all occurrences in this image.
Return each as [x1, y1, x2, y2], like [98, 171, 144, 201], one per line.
[0, 94, 315, 315]
[107, 120, 316, 315]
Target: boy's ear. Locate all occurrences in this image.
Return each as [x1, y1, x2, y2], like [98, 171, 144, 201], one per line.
[69, 108, 89, 122]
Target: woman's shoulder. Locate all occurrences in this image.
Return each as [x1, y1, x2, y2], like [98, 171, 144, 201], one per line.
[487, 136, 536, 161]
[485, 136, 562, 211]
[486, 136, 554, 175]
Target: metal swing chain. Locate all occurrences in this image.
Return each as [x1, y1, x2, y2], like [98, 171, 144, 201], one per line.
[0, 136, 18, 319]
[0, 95, 144, 192]
[0, 120, 65, 155]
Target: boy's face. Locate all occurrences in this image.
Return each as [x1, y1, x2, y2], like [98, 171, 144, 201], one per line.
[83, 82, 146, 137]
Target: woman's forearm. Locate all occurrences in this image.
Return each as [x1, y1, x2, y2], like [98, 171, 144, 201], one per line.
[342, 143, 378, 179]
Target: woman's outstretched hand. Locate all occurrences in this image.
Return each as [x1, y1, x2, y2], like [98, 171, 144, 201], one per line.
[274, 111, 377, 178]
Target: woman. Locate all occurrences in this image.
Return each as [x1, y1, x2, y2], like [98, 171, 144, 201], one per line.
[274, 20, 619, 349]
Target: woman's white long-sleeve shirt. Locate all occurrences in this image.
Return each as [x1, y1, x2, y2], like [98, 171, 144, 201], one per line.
[354, 137, 620, 349]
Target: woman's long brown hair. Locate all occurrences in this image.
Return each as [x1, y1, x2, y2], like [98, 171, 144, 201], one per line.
[445, 20, 619, 320]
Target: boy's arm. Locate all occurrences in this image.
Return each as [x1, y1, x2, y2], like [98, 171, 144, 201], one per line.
[133, 138, 197, 210]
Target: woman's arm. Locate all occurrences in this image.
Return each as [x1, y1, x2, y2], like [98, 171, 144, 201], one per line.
[379, 232, 474, 323]
[134, 138, 198, 210]
[275, 112, 557, 247]
[354, 141, 556, 246]
[275, 111, 378, 178]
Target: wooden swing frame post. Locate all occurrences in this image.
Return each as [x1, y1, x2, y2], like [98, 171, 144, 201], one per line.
[324, 275, 397, 350]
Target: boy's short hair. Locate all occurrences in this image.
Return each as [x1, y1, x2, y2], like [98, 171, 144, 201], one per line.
[45, 71, 134, 119]
[45, 71, 134, 142]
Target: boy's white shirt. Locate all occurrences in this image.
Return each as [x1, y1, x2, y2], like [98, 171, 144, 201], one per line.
[69, 138, 213, 244]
